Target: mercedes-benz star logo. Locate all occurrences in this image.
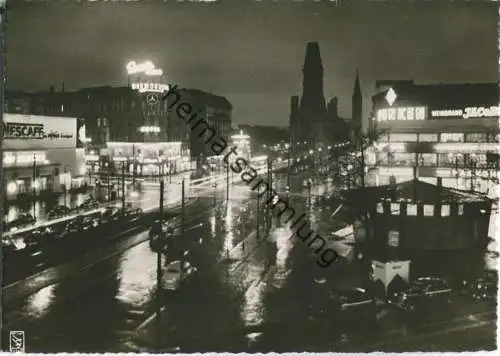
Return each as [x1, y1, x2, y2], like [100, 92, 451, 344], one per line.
[146, 93, 159, 105]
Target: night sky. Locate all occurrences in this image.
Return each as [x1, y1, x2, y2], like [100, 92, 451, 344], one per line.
[7, 0, 498, 127]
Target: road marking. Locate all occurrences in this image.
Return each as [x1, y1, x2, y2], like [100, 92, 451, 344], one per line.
[134, 306, 166, 332]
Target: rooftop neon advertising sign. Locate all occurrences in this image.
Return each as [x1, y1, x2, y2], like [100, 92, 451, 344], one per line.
[430, 106, 500, 119]
[126, 61, 163, 76]
[376, 107, 427, 122]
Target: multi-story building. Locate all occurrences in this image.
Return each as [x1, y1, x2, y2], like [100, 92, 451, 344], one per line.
[165, 88, 232, 164]
[2, 113, 85, 202]
[366, 80, 500, 194]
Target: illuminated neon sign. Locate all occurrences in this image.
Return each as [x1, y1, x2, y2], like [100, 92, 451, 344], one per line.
[139, 126, 160, 133]
[430, 106, 500, 119]
[376, 107, 426, 122]
[126, 61, 163, 76]
[131, 82, 169, 93]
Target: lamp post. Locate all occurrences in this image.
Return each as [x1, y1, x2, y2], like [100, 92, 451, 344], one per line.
[32, 154, 37, 220]
[226, 162, 230, 203]
[121, 161, 126, 209]
[286, 142, 291, 190]
[266, 158, 273, 231]
[155, 178, 165, 346]
[213, 181, 217, 207]
[256, 192, 260, 240]
[64, 166, 69, 206]
[181, 179, 186, 265]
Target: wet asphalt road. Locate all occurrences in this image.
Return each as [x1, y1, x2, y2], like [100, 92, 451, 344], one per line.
[2, 173, 497, 352]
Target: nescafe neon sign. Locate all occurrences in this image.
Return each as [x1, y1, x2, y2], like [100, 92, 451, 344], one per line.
[4, 122, 44, 139]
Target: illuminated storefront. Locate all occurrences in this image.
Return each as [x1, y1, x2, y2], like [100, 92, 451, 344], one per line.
[106, 141, 192, 176]
[367, 81, 500, 195]
[3, 114, 86, 201]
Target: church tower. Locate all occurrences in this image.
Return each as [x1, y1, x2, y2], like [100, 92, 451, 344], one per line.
[299, 42, 327, 148]
[352, 68, 363, 134]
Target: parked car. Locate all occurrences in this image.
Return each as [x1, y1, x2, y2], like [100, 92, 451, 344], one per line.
[65, 214, 100, 234]
[388, 276, 453, 312]
[160, 260, 198, 291]
[47, 205, 72, 220]
[5, 214, 37, 232]
[329, 287, 377, 325]
[78, 197, 99, 211]
[462, 271, 497, 302]
[100, 206, 122, 223]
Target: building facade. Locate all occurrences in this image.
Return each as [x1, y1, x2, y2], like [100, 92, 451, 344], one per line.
[165, 87, 232, 164]
[366, 81, 500, 194]
[3, 113, 85, 201]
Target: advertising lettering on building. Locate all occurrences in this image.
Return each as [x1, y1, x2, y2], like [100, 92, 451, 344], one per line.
[376, 105, 500, 122]
[3, 114, 77, 150]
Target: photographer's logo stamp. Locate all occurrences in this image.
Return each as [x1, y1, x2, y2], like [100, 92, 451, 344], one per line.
[9, 331, 25, 353]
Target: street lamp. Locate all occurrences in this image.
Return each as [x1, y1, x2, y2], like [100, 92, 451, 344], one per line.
[32, 154, 37, 220]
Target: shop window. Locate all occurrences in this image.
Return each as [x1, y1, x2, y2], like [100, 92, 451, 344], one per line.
[407, 204, 417, 216]
[390, 203, 400, 215]
[418, 133, 438, 142]
[423, 204, 434, 216]
[438, 153, 464, 167]
[418, 153, 437, 166]
[392, 153, 415, 166]
[465, 133, 488, 143]
[390, 133, 418, 142]
[440, 133, 464, 143]
[487, 133, 500, 143]
[441, 204, 450, 217]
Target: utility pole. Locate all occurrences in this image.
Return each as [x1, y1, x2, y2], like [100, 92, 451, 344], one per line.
[181, 179, 186, 264]
[213, 182, 217, 207]
[470, 161, 476, 192]
[132, 144, 136, 185]
[155, 179, 164, 346]
[256, 192, 260, 240]
[0, 0, 5, 239]
[64, 166, 68, 206]
[121, 162, 125, 209]
[226, 162, 229, 202]
[266, 158, 272, 231]
[32, 154, 37, 219]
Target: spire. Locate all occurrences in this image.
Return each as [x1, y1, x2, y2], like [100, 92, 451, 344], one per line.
[300, 42, 325, 111]
[351, 68, 363, 132]
[353, 68, 361, 97]
[303, 42, 323, 73]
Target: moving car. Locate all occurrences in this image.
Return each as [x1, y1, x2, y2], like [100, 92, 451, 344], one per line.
[160, 260, 198, 291]
[388, 276, 453, 312]
[47, 205, 72, 220]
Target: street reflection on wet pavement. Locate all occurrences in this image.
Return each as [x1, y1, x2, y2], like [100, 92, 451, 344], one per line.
[2, 174, 497, 352]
